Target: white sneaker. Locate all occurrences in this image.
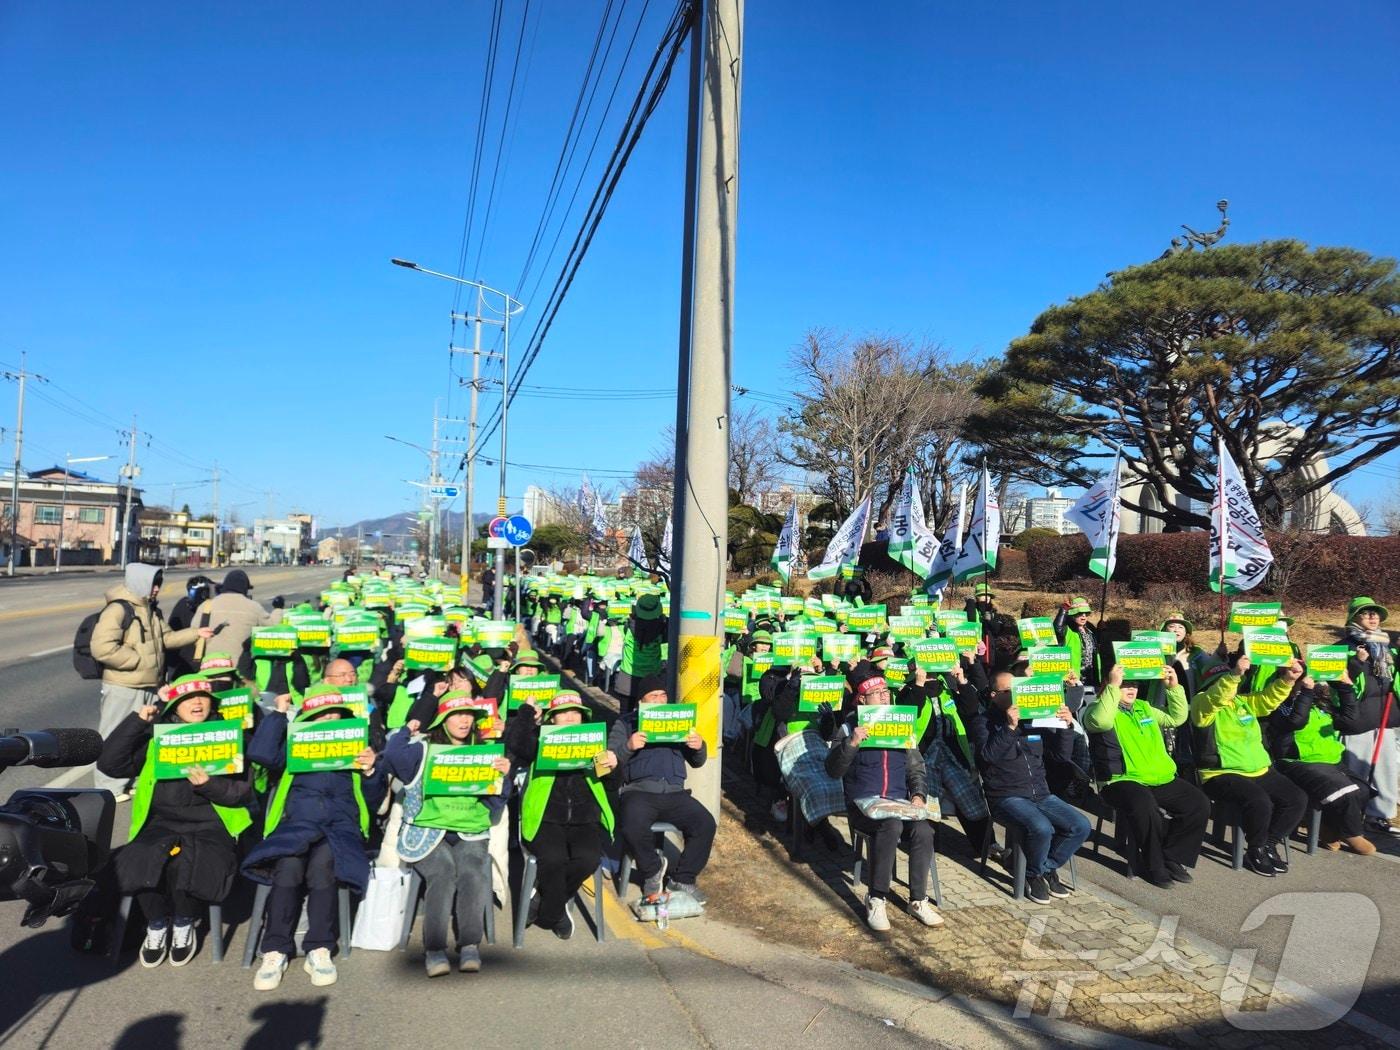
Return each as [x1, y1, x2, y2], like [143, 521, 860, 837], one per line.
[865, 895, 890, 932]
[113, 792, 132, 804]
[770, 799, 789, 823]
[909, 899, 945, 927]
[253, 951, 288, 991]
[304, 947, 338, 987]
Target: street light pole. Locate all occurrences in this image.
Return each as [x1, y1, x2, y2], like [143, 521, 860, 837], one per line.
[56, 453, 111, 573]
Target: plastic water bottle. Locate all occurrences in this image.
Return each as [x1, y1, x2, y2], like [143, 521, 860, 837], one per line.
[656, 893, 670, 930]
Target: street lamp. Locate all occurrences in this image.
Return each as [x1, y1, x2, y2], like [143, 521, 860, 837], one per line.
[391, 257, 524, 618]
[55, 454, 111, 573]
[386, 434, 440, 573]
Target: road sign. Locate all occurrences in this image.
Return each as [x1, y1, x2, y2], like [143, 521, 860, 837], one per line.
[428, 484, 461, 499]
[487, 535, 511, 549]
[487, 516, 509, 539]
[504, 515, 533, 547]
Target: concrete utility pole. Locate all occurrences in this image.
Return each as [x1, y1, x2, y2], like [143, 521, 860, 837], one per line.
[4, 352, 47, 576]
[211, 464, 221, 567]
[666, 0, 742, 821]
[117, 418, 140, 569]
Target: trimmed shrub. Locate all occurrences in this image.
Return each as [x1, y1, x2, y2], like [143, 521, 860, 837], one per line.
[1026, 534, 1090, 588]
[1012, 527, 1059, 550]
[996, 547, 1030, 583]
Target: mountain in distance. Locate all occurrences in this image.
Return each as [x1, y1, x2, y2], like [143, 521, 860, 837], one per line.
[319, 511, 511, 552]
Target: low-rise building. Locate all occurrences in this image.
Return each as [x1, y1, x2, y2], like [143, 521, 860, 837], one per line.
[0, 466, 142, 567]
[137, 508, 216, 566]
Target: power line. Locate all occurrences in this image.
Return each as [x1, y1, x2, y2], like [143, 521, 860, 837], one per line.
[451, 0, 504, 311]
[471, 0, 535, 277]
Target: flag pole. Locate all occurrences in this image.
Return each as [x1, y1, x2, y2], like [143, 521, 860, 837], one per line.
[1216, 439, 1228, 645]
[1095, 451, 1120, 631]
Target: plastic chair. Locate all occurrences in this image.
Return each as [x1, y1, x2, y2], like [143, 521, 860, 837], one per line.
[513, 853, 607, 948]
[110, 895, 224, 963]
[240, 882, 353, 967]
[617, 822, 683, 896]
[1302, 805, 1323, 855]
[850, 823, 942, 906]
[397, 864, 497, 950]
[1208, 799, 1247, 871]
[978, 819, 1079, 901]
[1091, 803, 1140, 879]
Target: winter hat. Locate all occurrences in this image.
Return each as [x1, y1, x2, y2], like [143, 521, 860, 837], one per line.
[294, 683, 358, 722]
[870, 646, 895, 662]
[636, 674, 668, 700]
[125, 562, 162, 598]
[220, 569, 252, 596]
[749, 629, 773, 645]
[1066, 596, 1093, 616]
[1348, 597, 1389, 624]
[512, 651, 545, 671]
[161, 675, 216, 714]
[634, 593, 663, 621]
[972, 583, 995, 599]
[199, 652, 240, 679]
[1198, 662, 1233, 687]
[544, 692, 590, 720]
[1159, 612, 1193, 634]
[427, 690, 491, 730]
[846, 660, 883, 692]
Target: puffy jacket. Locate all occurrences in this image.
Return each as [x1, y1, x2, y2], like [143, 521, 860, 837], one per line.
[194, 591, 282, 665]
[92, 582, 202, 689]
[964, 701, 1072, 802]
[825, 717, 927, 802]
[607, 711, 707, 793]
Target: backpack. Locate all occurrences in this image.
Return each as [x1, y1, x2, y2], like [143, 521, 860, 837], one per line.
[72, 599, 140, 680]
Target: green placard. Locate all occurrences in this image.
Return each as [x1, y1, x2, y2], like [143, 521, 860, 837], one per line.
[844, 605, 887, 633]
[780, 596, 805, 616]
[295, 620, 333, 649]
[443, 606, 472, 625]
[508, 674, 561, 711]
[723, 609, 750, 634]
[335, 624, 380, 651]
[934, 610, 969, 632]
[822, 633, 861, 665]
[909, 593, 931, 606]
[1132, 630, 1178, 658]
[946, 623, 982, 655]
[286, 717, 369, 773]
[322, 590, 353, 608]
[772, 632, 818, 667]
[1306, 644, 1349, 682]
[856, 704, 918, 749]
[361, 592, 394, 609]
[750, 651, 775, 677]
[884, 664, 908, 687]
[1113, 642, 1166, 681]
[251, 626, 299, 658]
[535, 723, 607, 772]
[1028, 646, 1074, 678]
[424, 744, 506, 796]
[1018, 617, 1057, 648]
[637, 703, 697, 743]
[319, 684, 369, 720]
[1010, 675, 1065, 720]
[215, 686, 256, 729]
[152, 719, 244, 779]
[1243, 627, 1294, 668]
[887, 615, 927, 640]
[1229, 601, 1283, 632]
[404, 638, 458, 671]
[898, 605, 935, 626]
[807, 618, 838, 634]
[404, 615, 449, 639]
[798, 674, 846, 712]
[476, 620, 516, 648]
[911, 638, 958, 673]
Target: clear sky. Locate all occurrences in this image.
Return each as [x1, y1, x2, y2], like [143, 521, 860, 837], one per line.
[3, 1, 1398, 530]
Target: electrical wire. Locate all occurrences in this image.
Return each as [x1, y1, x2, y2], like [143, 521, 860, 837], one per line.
[471, 0, 535, 277]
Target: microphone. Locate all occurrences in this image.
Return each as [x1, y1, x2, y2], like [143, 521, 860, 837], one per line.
[0, 729, 105, 770]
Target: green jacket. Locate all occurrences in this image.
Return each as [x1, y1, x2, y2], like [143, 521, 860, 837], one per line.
[1191, 671, 1293, 780]
[1086, 683, 1186, 786]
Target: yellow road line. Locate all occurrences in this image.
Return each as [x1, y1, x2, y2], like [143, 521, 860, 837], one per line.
[594, 877, 717, 956]
[0, 571, 333, 623]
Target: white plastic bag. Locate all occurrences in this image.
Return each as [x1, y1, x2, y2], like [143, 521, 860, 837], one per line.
[350, 865, 413, 951]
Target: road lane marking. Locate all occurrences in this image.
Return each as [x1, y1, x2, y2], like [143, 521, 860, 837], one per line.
[27, 644, 70, 658]
[0, 571, 335, 622]
[46, 764, 95, 788]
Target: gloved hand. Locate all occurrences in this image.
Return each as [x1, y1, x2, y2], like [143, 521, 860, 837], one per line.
[816, 701, 836, 741]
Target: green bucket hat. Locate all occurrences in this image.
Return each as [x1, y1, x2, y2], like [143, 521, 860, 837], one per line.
[1159, 611, 1193, 634]
[198, 652, 240, 679]
[427, 690, 492, 730]
[512, 651, 545, 671]
[634, 593, 662, 620]
[161, 674, 216, 714]
[543, 692, 590, 721]
[1065, 596, 1093, 617]
[972, 583, 995, 599]
[1348, 597, 1389, 624]
[750, 629, 773, 645]
[294, 682, 359, 722]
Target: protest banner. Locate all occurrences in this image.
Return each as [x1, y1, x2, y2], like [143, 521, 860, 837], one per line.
[294, 620, 333, 649]
[934, 610, 968, 632]
[1306, 644, 1349, 682]
[1011, 675, 1065, 720]
[334, 622, 380, 651]
[910, 638, 959, 673]
[287, 717, 369, 773]
[798, 674, 846, 712]
[1229, 601, 1283, 632]
[844, 605, 887, 633]
[535, 723, 608, 772]
[1113, 642, 1166, 680]
[1132, 630, 1179, 658]
[638, 703, 697, 743]
[152, 719, 244, 779]
[947, 622, 982, 655]
[214, 686, 255, 729]
[1018, 617, 1057, 648]
[475, 620, 516, 648]
[1243, 627, 1294, 668]
[1028, 646, 1075, 678]
[887, 615, 927, 640]
[723, 609, 750, 634]
[424, 744, 506, 796]
[856, 705, 918, 749]
[250, 626, 298, 658]
[772, 632, 818, 666]
[403, 638, 458, 671]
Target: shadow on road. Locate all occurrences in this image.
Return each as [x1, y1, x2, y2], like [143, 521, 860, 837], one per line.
[113, 1012, 184, 1049]
[0, 927, 134, 1040]
[245, 996, 328, 1050]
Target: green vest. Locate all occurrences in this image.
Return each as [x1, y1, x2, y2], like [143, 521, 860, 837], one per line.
[1292, 704, 1345, 766]
[742, 657, 762, 703]
[1210, 699, 1271, 777]
[264, 767, 370, 838]
[937, 693, 972, 765]
[129, 740, 252, 842]
[414, 787, 493, 834]
[621, 624, 662, 678]
[1108, 700, 1177, 786]
[585, 611, 602, 645]
[545, 603, 562, 625]
[520, 771, 614, 841]
[385, 684, 414, 730]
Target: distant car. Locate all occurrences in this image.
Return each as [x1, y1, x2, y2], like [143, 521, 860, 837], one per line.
[388, 563, 411, 578]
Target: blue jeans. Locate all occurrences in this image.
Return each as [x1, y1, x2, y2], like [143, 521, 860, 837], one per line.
[990, 795, 1090, 878]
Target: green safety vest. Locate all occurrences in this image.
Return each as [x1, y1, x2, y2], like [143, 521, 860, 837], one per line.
[414, 781, 494, 835]
[520, 770, 614, 841]
[584, 611, 602, 646]
[1107, 700, 1177, 787]
[621, 624, 662, 678]
[1292, 704, 1345, 766]
[385, 684, 414, 729]
[1206, 699, 1271, 778]
[264, 765, 370, 838]
[129, 739, 252, 843]
[935, 693, 972, 765]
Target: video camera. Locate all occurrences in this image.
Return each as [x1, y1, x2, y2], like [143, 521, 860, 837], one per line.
[0, 729, 112, 928]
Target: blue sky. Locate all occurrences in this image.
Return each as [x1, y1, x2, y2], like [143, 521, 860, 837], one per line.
[3, 0, 1398, 530]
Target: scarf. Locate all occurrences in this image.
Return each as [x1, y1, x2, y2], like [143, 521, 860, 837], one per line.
[1347, 624, 1395, 687]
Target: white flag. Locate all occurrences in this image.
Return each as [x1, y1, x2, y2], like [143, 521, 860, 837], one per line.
[1209, 440, 1273, 593]
[951, 466, 1000, 582]
[924, 480, 967, 597]
[658, 514, 672, 575]
[771, 503, 798, 583]
[808, 496, 870, 580]
[590, 495, 608, 544]
[887, 470, 938, 579]
[628, 525, 646, 568]
[577, 473, 594, 517]
[1065, 456, 1122, 580]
